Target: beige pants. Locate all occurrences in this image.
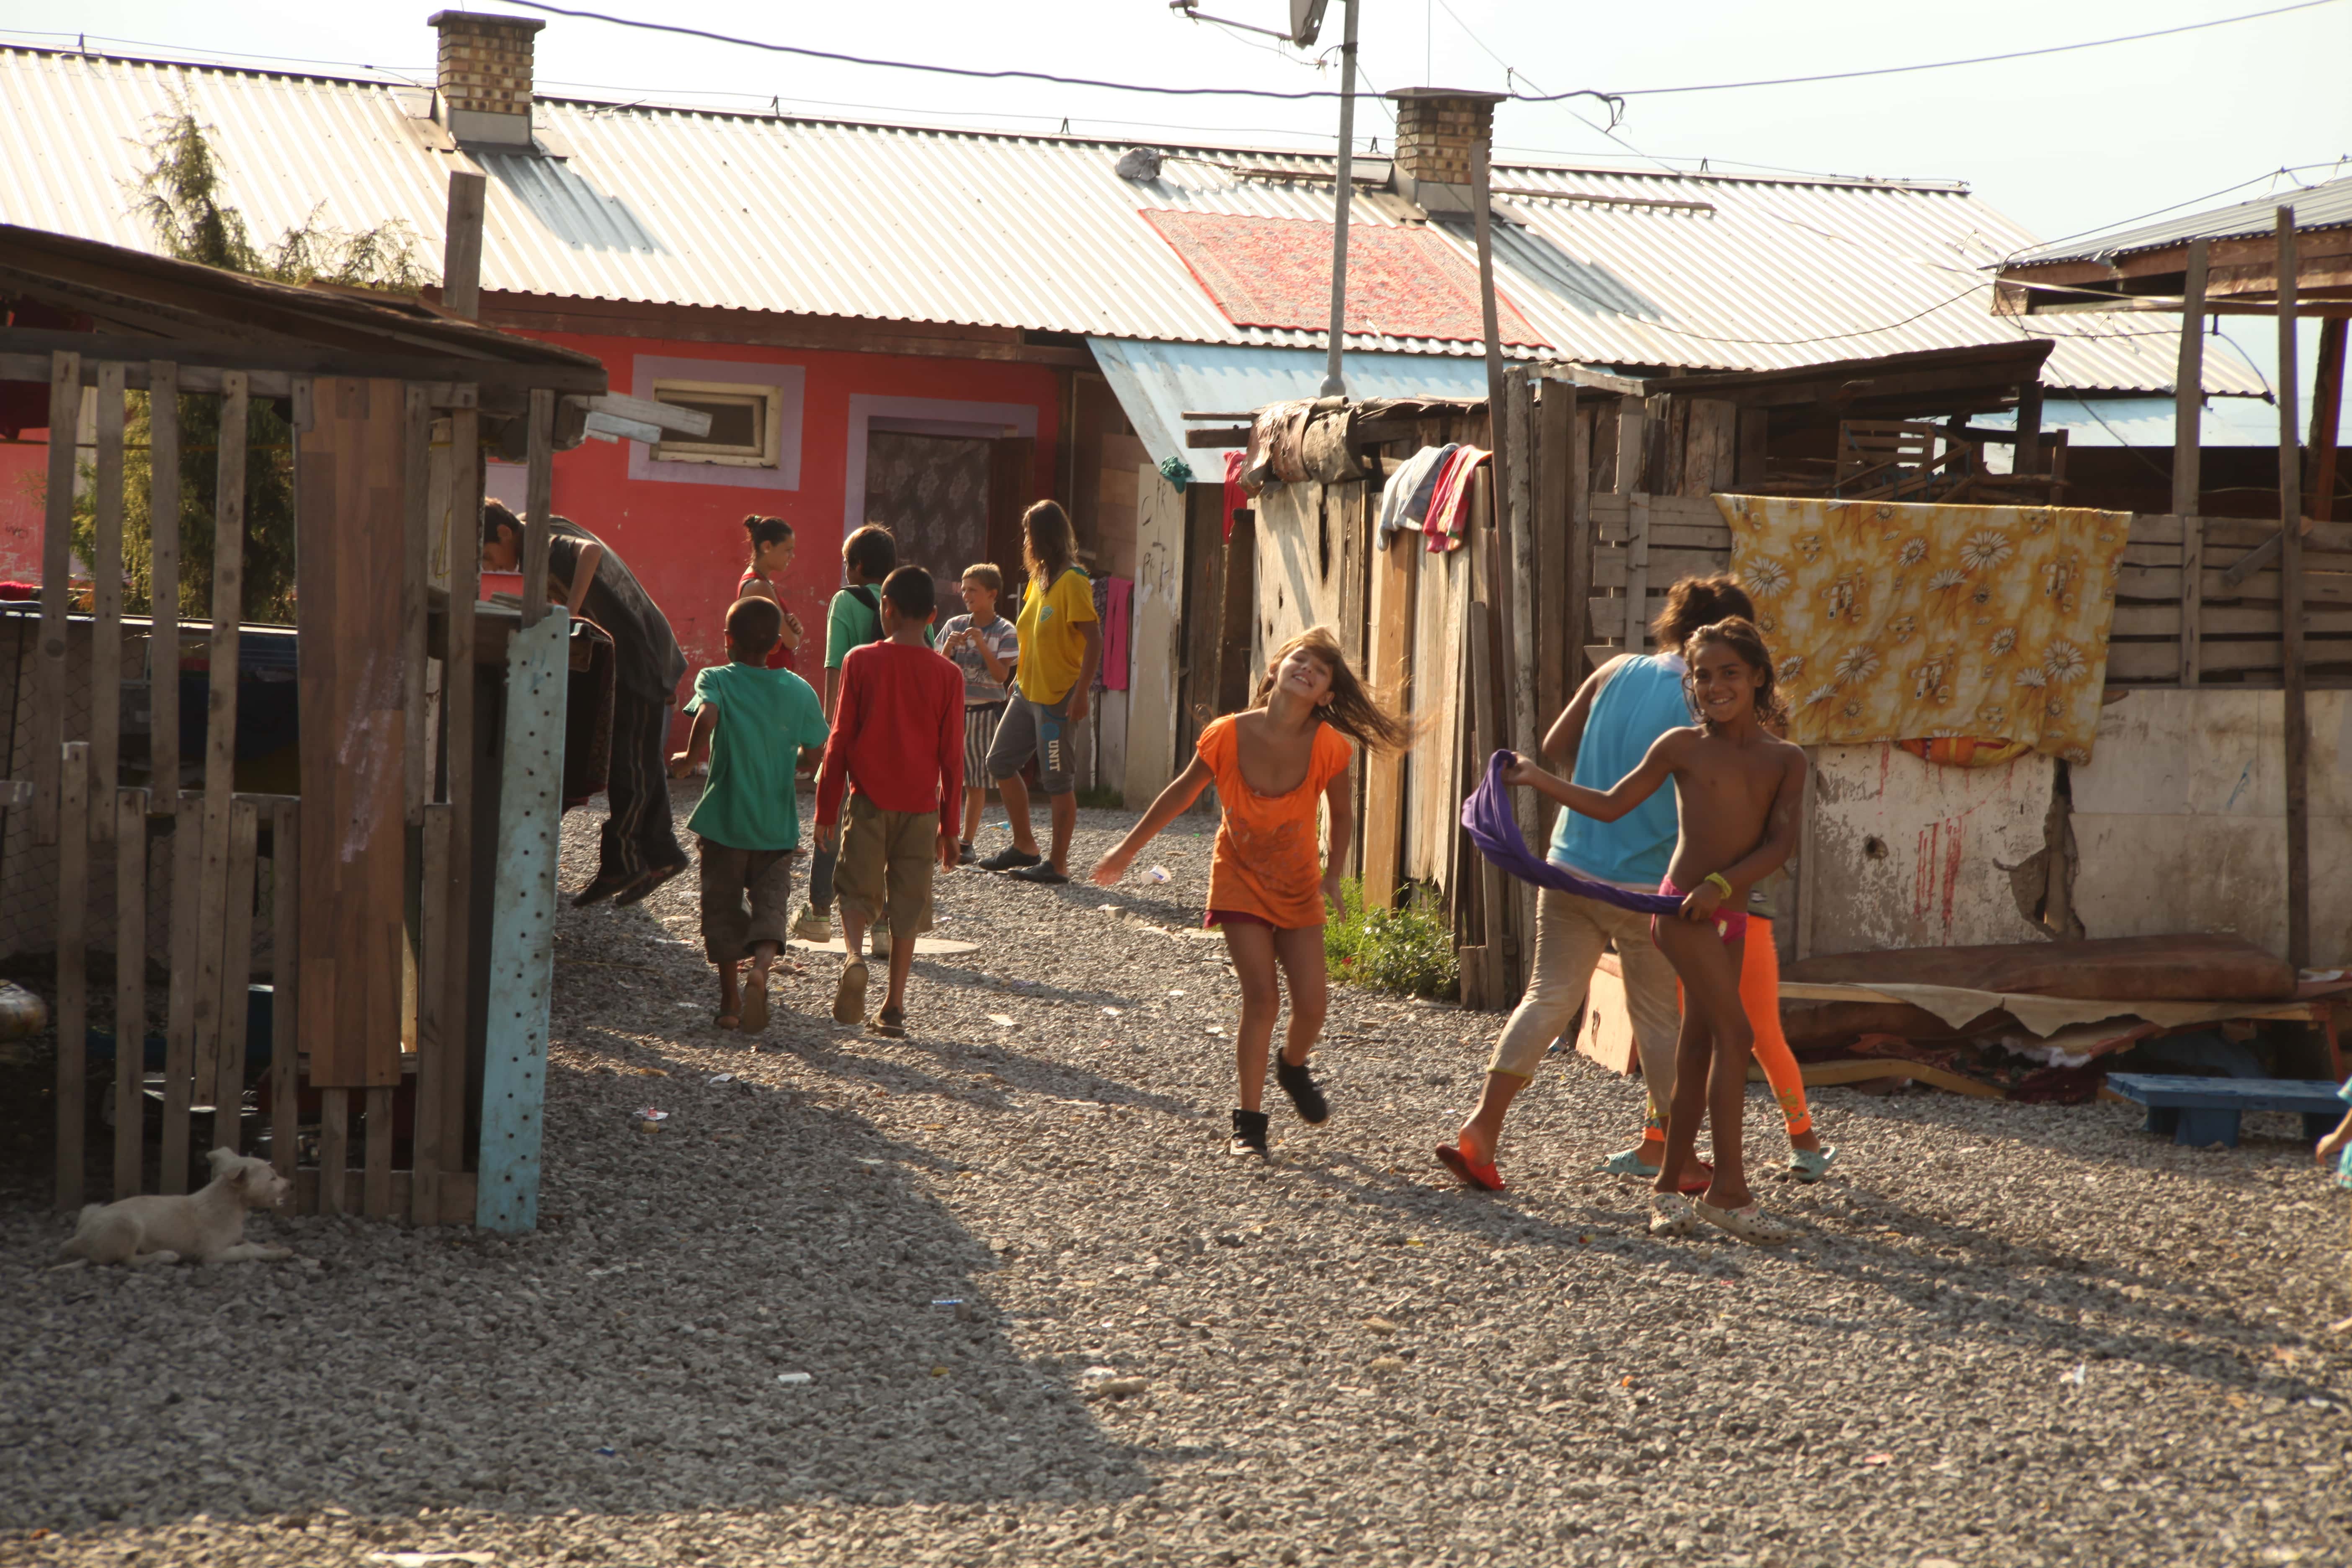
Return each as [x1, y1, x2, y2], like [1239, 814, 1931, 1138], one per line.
[1487, 885, 1682, 1090]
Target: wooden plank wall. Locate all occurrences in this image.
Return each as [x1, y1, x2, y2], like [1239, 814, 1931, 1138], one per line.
[1585, 495, 2352, 687]
[38, 356, 486, 1224]
[294, 378, 409, 1092]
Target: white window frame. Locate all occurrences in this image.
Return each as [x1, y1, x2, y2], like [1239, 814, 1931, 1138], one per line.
[649, 379, 785, 468]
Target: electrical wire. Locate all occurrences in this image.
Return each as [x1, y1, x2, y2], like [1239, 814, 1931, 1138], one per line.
[1605, 0, 2342, 96]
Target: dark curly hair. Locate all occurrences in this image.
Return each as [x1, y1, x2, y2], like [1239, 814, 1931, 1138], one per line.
[1683, 616, 1788, 729]
[1652, 573, 1756, 654]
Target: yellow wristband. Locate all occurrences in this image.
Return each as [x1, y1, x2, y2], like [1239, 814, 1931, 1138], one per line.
[1704, 872, 1734, 899]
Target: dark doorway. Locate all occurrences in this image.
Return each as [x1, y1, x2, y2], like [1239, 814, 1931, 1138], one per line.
[863, 431, 991, 588]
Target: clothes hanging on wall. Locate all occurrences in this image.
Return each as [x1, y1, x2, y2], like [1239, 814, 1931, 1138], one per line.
[1377, 443, 1456, 545]
[1718, 495, 2132, 763]
[1421, 445, 1490, 552]
[1222, 450, 1251, 542]
[1100, 575, 1133, 691]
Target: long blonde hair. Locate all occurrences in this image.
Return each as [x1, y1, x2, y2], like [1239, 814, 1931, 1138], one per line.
[1250, 627, 1414, 752]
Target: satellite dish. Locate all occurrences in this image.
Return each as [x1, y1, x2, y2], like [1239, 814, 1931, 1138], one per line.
[1289, 0, 1328, 46]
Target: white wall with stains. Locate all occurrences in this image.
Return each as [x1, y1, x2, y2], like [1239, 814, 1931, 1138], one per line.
[2071, 689, 2352, 967]
[1806, 742, 2055, 956]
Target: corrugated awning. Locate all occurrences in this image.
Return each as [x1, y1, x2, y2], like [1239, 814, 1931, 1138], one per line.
[1089, 338, 1493, 476]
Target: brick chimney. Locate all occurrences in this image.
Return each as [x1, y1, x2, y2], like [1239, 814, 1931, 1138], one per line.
[430, 10, 545, 147]
[1386, 88, 1507, 216]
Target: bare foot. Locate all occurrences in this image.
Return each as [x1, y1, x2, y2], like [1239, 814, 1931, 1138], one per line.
[1455, 1121, 1496, 1168]
[1791, 1129, 1823, 1155]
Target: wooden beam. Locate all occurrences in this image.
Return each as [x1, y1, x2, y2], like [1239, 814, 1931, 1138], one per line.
[34, 351, 78, 843]
[112, 787, 150, 1199]
[2174, 239, 2209, 517]
[1215, 507, 1257, 717]
[55, 742, 88, 1210]
[269, 799, 300, 1185]
[0, 328, 604, 395]
[147, 363, 181, 815]
[90, 361, 126, 835]
[2179, 514, 2203, 686]
[210, 797, 259, 1152]
[2308, 316, 2346, 525]
[2278, 209, 2310, 971]
[442, 171, 486, 322]
[2014, 378, 2043, 477]
[404, 384, 431, 823]
[521, 388, 555, 627]
[160, 791, 199, 1193]
[1186, 427, 1252, 449]
[1623, 492, 1651, 650]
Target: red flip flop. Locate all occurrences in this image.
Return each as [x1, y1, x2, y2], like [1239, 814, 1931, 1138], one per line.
[1673, 1160, 1715, 1196]
[1435, 1143, 1506, 1192]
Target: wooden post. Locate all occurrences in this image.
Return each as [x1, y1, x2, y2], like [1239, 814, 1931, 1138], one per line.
[438, 402, 481, 1212]
[2307, 317, 2346, 526]
[2179, 514, 2204, 687]
[1469, 140, 1522, 858]
[112, 787, 149, 1198]
[442, 171, 487, 322]
[2016, 378, 2044, 480]
[1466, 599, 1507, 1009]
[2174, 239, 2208, 517]
[413, 800, 451, 1224]
[56, 741, 89, 1209]
[1614, 402, 1648, 496]
[211, 797, 259, 1153]
[270, 800, 300, 1185]
[1215, 507, 1258, 716]
[160, 790, 199, 1193]
[1505, 367, 1538, 760]
[1361, 533, 1416, 910]
[2277, 208, 2308, 972]
[1534, 379, 1576, 840]
[319, 1088, 348, 1217]
[35, 350, 80, 844]
[521, 388, 555, 627]
[1623, 493, 1652, 651]
[148, 362, 181, 815]
[403, 385, 431, 823]
[192, 374, 249, 1125]
[90, 361, 126, 833]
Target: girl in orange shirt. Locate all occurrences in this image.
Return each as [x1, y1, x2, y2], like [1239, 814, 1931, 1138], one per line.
[1095, 628, 1411, 1159]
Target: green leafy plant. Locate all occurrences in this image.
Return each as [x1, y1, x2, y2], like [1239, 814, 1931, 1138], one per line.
[64, 98, 431, 623]
[1325, 877, 1458, 1000]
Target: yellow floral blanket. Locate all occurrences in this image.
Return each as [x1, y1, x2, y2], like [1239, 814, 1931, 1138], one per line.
[1715, 496, 2132, 763]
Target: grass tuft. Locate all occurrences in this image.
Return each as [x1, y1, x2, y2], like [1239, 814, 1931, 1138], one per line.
[1324, 879, 1458, 1000]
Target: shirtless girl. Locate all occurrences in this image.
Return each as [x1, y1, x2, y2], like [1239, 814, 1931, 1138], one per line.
[1504, 617, 1806, 1244]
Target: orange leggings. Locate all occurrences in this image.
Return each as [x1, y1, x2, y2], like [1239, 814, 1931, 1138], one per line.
[1644, 916, 1813, 1140]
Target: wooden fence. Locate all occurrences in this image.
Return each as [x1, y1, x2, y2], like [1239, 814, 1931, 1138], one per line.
[23, 351, 562, 1224]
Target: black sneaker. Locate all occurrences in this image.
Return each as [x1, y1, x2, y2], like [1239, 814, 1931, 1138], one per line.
[1229, 1109, 1270, 1159]
[1274, 1053, 1329, 1124]
[1009, 863, 1069, 885]
[957, 841, 977, 866]
[977, 845, 1042, 872]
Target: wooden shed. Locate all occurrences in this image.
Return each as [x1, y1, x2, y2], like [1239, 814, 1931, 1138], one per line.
[0, 222, 607, 1228]
[1201, 335, 2352, 1007]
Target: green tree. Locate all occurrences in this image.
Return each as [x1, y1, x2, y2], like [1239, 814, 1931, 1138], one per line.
[69, 99, 432, 622]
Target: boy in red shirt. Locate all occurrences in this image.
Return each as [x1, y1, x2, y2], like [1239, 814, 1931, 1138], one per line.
[813, 566, 965, 1037]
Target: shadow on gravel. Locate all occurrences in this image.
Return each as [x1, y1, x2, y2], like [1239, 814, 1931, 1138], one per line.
[3, 1061, 1150, 1532]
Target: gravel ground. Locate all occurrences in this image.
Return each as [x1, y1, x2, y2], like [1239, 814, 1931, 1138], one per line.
[6, 781, 2352, 1567]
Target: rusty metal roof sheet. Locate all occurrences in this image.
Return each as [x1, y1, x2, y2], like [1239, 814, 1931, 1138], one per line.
[0, 46, 2261, 397]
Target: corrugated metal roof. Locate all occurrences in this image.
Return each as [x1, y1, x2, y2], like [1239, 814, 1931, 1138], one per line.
[0, 45, 2261, 397]
[2011, 173, 2352, 268]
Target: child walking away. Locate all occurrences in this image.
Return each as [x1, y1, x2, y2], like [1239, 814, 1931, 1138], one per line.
[1504, 617, 1807, 1244]
[1093, 628, 1411, 1160]
[797, 524, 936, 944]
[939, 563, 1021, 864]
[812, 566, 964, 1038]
[668, 598, 831, 1033]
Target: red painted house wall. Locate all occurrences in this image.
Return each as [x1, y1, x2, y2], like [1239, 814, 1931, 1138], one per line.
[516, 329, 1061, 707]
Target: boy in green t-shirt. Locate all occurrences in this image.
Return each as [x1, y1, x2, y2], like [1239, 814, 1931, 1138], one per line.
[670, 597, 832, 1034]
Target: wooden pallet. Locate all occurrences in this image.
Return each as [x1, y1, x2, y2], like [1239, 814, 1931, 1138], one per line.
[2104, 1072, 2347, 1147]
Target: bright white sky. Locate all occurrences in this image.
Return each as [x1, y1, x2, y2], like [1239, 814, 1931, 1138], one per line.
[7, 0, 2347, 423]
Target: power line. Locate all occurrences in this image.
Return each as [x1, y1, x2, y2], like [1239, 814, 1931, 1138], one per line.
[1607, 0, 2342, 97]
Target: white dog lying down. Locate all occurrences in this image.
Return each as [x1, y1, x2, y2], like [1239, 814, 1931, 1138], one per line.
[56, 1148, 294, 1268]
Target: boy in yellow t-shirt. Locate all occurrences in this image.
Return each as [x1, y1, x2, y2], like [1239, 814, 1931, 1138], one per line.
[977, 501, 1099, 885]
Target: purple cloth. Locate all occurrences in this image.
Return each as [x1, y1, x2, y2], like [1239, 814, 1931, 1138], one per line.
[1460, 751, 1684, 916]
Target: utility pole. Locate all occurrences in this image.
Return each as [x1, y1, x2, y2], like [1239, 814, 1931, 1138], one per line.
[1318, 0, 1358, 397]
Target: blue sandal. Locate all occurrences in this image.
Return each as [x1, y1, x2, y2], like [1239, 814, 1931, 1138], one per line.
[1788, 1146, 1839, 1183]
